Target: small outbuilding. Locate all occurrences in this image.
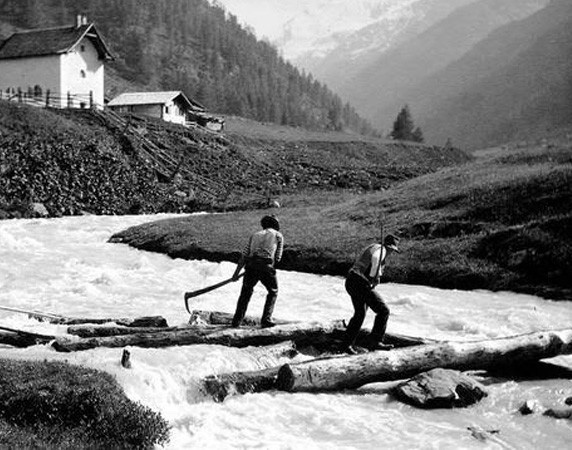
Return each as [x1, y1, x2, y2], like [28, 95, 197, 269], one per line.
[107, 90, 224, 130]
[108, 91, 202, 126]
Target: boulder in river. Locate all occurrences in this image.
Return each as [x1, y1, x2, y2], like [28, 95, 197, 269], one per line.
[392, 368, 488, 409]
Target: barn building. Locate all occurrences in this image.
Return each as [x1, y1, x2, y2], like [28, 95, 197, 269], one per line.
[108, 91, 224, 130]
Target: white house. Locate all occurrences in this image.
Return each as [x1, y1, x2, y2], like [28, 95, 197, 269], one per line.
[0, 15, 113, 109]
[108, 91, 226, 130]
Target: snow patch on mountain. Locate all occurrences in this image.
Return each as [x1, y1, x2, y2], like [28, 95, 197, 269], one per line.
[213, 0, 425, 60]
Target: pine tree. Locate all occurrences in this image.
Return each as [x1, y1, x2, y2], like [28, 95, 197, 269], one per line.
[390, 105, 424, 142]
[412, 126, 424, 143]
[390, 105, 414, 141]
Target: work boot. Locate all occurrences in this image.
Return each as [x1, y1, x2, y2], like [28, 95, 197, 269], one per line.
[343, 345, 359, 355]
[366, 341, 394, 351]
[261, 320, 276, 328]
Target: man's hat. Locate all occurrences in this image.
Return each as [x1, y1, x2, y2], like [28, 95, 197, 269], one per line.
[383, 234, 400, 253]
[261, 215, 280, 231]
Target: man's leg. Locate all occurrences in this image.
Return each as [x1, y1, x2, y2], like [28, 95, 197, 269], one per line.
[232, 270, 259, 327]
[259, 266, 278, 327]
[365, 291, 391, 350]
[342, 275, 368, 351]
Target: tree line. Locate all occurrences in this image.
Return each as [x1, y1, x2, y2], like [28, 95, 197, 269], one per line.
[0, 0, 376, 135]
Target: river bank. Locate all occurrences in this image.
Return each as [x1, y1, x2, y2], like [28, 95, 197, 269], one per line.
[110, 142, 572, 300]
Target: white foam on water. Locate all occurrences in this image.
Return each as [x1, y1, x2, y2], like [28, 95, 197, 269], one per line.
[1, 215, 571, 449]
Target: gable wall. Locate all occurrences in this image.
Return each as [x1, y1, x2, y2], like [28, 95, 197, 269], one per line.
[61, 37, 104, 108]
[164, 98, 187, 125]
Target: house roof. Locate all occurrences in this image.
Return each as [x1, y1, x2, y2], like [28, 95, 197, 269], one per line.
[0, 23, 113, 60]
[108, 91, 205, 111]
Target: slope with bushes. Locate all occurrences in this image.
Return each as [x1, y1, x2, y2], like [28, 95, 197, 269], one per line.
[0, 100, 468, 218]
[0, 359, 169, 449]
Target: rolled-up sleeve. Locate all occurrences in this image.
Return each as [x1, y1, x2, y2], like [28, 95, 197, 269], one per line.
[275, 233, 284, 263]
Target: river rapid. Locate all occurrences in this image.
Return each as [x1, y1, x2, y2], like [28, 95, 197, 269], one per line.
[0, 215, 571, 449]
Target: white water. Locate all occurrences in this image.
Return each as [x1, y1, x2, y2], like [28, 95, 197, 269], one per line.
[0, 215, 571, 449]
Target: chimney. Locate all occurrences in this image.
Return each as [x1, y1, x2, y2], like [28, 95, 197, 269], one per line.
[76, 14, 88, 27]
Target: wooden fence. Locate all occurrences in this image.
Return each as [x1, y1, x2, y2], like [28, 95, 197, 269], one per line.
[0, 88, 99, 109]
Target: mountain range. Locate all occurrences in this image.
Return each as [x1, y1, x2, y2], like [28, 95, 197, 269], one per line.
[218, 0, 570, 149]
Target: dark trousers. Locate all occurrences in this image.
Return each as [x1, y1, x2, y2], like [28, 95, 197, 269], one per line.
[343, 271, 390, 347]
[232, 258, 278, 326]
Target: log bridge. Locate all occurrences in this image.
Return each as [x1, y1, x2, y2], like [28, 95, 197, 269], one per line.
[201, 329, 572, 401]
[4, 307, 571, 403]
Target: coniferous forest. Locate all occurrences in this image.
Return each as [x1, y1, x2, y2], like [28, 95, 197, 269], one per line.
[0, 0, 376, 135]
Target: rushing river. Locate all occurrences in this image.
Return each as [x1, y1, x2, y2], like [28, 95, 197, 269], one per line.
[0, 215, 571, 449]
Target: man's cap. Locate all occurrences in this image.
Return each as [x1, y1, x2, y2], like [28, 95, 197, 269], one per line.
[261, 215, 280, 231]
[383, 234, 400, 253]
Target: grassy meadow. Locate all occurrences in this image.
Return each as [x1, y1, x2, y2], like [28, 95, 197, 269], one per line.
[112, 139, 572, 300]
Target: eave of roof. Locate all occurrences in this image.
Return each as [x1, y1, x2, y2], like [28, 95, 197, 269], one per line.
[0, 23, 113, 61]
[108, 91, 205, 110]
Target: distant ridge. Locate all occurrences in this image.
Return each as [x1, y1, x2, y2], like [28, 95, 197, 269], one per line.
[339, 0, 550, 134]
[414, 0, 572, 149]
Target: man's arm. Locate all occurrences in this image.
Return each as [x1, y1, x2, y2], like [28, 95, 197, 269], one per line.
[232, 255, 246, 280]
[369, 245, 385, 287]
[233, 236, 252, 280]
[274, 232, 284, 264]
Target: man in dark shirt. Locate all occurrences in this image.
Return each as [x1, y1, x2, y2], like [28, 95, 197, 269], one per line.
[231, 215, 284, 328]
[342, 234, 400, 354]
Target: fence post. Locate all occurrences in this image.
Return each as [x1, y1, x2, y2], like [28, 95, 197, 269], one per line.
[17, 87, 22, 103]
[67, 91, 71, 108]
[89, 90, 93, 109]
[46, 89, 50, 108]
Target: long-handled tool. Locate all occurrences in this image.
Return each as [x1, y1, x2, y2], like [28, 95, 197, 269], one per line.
[0, 305, 64, 320]
[184, 273, 244, 314]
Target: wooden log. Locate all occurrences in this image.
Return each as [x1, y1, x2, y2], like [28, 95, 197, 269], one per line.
[203, 367, 281, 402]
[0, 326, 54, 348]
[0, 305, 64, 322]
[276, 329, 572, 392]
[67, 325, 182, 338]
[189, 310, 435, 349]
[52, 320, 346, 352]
[201, 341, 298, 402]
[121, 349, 132, 369]
[189, 310, 289, 327]
[59, 315, 168, 327]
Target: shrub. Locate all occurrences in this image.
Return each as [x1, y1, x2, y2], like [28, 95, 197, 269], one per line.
[0, 359, 170, 449]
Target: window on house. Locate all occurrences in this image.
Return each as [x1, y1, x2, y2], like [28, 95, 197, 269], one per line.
[80, 70, 86, 78]
[80, 45, 85, 52]
[165, 106, 170, 114]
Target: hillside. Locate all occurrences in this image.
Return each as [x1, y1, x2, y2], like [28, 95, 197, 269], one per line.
[0, 100, 468, 219]
[110, 137, 572, 300]
[415, 0, 572, 149]
[342, 0, 549, 131]
[0, 0, 373, 134]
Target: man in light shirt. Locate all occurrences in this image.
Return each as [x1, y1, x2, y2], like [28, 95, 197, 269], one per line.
[342, 234, 400, 354]
[231, 215, 284, 328]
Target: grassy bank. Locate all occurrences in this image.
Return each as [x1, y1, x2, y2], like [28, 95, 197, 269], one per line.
[0, 359, 170, 449]
[111, 140, 572, 300]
